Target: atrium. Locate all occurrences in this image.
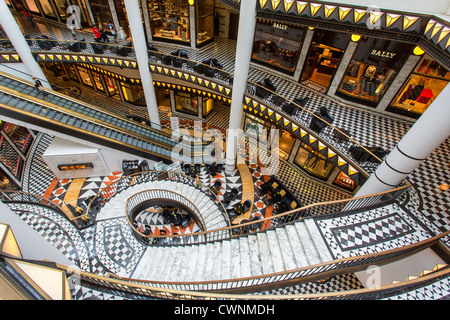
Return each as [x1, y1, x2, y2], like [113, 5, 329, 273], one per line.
[0, 0, 449, 301]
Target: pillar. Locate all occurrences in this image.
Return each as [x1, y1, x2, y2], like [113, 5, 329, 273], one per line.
[293, 28, 314, 81]
[225, 0, 257, 175]
[0, 0, 50, 89]
[123, 0, 160, 129]
[375, 54, 422, 112]
[327, 39, 358, 96]
[355, 83, 450, 197]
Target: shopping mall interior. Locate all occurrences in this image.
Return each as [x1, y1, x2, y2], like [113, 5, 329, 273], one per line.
[0, 0, 449, 301]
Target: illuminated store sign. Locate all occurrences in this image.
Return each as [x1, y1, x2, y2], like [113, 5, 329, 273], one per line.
[370, 50, 396, 59]
[273, 22, 288, 30]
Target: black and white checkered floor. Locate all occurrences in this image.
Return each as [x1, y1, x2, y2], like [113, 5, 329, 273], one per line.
[2, 13, 449, 300]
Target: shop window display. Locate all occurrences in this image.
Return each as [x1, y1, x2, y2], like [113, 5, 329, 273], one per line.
[90, 0, 114, 30]
[77, 66, 93, 87]
[39, 0, 57, 19]
[148, 0, 190, 44]
[294, 142, 335, 180]
[196, 0, 214, 46]
[244, 114, 270, 141]
[175, 92, 198, 116]
[202, 96, 213, 117]
[337, 38, 414, 106]
[388, 54, 449, 117]
[333, 171, 356, 191]
[252, 20, 305, 73]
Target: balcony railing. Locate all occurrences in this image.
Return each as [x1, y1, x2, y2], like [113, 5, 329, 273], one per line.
[0, 35, 388, 180]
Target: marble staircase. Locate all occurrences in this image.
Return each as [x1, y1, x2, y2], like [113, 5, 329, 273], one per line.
[131, 217, 333, 282]
[96, 180, 228, 232]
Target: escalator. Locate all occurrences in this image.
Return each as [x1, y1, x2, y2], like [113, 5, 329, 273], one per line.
[0, 73, 208, 163]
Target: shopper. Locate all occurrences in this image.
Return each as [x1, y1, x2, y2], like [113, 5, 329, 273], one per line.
[69, 26, 77, 40]
[100, 29, 109, 43]
[92, 25, 101, 42]
[32, 77, 48, 98]
[23, 8, 35, 28]
[108, 20, 117, 43]
[118, 26, 127, 46]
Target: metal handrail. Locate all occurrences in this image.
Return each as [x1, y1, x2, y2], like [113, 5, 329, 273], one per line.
[0, 190, 93, 228]
[50, 230, 450, 298]
[88, 170, 231, 228]
[86, 169, 410, 244]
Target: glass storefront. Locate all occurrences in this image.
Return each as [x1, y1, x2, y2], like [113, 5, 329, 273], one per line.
[300, 29, 350, 89]
[244, 114, 270, 140]
[387, 54, 449, 118]
[120, 82, 145, 105]
[279, 129, 294, 160]
[90, 0, 114, 30]
[333, 171, 356, 191]
[77, 66, 94, 87]
[53, 0, 70, 22]
[103, 75, 119, 97]
[39, 0, 57, 19]
[294, 142, 335, 180]
[202, 96, 213, 117]
[337, 38, 414, 107]
[252, 20, 305, 74]
[24, 0, 40, 13]
[196, 0, 214, 46]
[175, 91, 198, 116]
[148, 0, 190, 44]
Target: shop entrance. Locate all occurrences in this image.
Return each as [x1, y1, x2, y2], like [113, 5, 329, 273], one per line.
[300, 29, 349, 89]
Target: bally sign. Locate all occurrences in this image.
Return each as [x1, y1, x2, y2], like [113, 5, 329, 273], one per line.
[370, 49, 396, 59]
[273, 22, 288, 30]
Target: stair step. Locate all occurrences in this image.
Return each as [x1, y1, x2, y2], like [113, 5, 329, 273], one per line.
[284, 224, 309, 268]
[266, 229, 285, 272]
[221, 240, 231, 279]
[239, 237, 252, 278]
[256, 232, 275, 274]
[304, 218, 332, 262]
[230, 238, 241, 278]
[294, 221, 321, 266]
[210, 241, 223, 281]
[193, 244, 207, 281]
[247, 234, 263, 276]
[275, 228, 297, 270]
[203, 243, 216, 281]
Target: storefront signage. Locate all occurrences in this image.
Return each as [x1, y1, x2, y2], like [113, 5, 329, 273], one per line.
[273, 22, 288, 30]
[370, 49, 396, 59]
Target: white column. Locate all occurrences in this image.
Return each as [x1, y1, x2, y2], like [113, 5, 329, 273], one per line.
[293, 28, 314, 81]
[123, 0, 160, 129]
[355, 83, 450, 197]
[0, 0, 50, 89]
[225, 0, 257, 175]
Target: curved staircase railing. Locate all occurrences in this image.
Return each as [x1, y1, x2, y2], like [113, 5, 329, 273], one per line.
[51, 230, 450, 297]
[0, 190, 94, 229]
[91, 170, 231, 228]
[125, 188, 209, 245]
[88, 170, 410, 244]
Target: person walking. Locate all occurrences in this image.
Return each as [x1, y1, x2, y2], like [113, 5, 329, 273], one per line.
[118, 26, 127, 46]
[69, 25, 77, 40]
[92, 24, 101, 42]
[100, 28, 109, 43]
[23, 8, 35, 28]
[32, 77, 48, 98]
[108, 20, 117, 43]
